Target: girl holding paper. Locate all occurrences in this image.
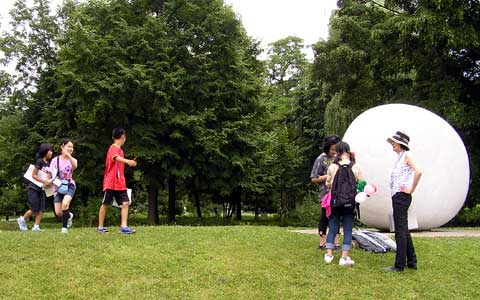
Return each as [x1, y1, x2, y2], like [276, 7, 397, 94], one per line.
[17, 143, 53, 231]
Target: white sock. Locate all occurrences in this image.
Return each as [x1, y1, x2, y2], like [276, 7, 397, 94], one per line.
[18, 216, 24, 221]
[33, 225, 39, 229]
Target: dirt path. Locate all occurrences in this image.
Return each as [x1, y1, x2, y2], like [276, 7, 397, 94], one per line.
[290, 228, 480, 237]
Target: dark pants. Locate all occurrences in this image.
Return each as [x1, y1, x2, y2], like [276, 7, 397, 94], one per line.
[392, 192, 417, 269]
[318, 207, 329, 235]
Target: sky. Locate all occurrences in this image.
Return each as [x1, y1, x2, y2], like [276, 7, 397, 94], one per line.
[0, 0, 338, 59]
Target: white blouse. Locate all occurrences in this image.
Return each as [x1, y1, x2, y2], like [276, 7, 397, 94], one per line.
[390, 151, 414, 196]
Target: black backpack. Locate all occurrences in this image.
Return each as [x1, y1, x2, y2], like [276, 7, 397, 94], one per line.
[330, 162, 356, 210]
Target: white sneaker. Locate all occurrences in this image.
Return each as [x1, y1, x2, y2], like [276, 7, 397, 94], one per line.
[17, 217, 28, 231]
[61, 227, 68, 234]
[31, 226, 42, 232]
[339, 256, 355, 267]
[324, 254, 334, 264]
[67, 212, 74, 228]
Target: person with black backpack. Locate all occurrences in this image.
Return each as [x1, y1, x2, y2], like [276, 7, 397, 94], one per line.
[324, 141, 363, 266]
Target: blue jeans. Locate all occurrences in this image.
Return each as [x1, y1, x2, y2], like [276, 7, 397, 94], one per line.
[326, 210, 354, 251]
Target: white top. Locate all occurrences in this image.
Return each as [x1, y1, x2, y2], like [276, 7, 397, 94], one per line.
[390, 151, 414, 196]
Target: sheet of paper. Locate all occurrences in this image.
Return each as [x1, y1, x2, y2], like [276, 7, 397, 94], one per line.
[112, 188, 133, 208]
[23, 165, 44, 188]
[44, 185, 54, 197]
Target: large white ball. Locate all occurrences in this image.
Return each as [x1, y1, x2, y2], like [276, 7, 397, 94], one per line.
[343, 104, 469, 230]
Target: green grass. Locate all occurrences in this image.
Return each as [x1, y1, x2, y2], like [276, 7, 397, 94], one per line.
[0, 225, 479, 300]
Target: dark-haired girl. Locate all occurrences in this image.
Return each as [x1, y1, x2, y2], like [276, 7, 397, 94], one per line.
[50, 139, 78, 233]
[310, 134, 341, 249]
[324, 141, 363, 266]
[17, 143, 53, 231]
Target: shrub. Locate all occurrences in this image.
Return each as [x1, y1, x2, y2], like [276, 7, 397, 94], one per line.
[286, 192, 321, 227]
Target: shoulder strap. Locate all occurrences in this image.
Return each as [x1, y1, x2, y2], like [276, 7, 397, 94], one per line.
[56, 156, 62, 180]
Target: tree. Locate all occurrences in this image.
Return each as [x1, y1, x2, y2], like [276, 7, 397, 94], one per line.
[311, 0, 480, 208]
[266, 36, 308, 97]
[0, 0, 67, 217]
[19, 0, 264, 223]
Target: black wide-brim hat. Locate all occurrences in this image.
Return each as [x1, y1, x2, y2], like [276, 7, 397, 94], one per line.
[387, 131, 410, 150]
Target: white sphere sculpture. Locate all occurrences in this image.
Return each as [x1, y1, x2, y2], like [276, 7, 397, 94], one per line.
[343, 104, 470, 230]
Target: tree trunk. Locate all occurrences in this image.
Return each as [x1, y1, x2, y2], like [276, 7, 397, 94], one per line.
[280, 190, 288, 226]
[81, 187, 89, 207]
[194, 191, 202, 219]
[234, 190, 242, 221]
[167, 175, 176, 223]
[147, 185, 159, 225]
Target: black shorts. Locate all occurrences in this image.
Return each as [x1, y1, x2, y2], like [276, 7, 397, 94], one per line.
[28, 188, 45, 213]
[102, 189, 129, 205]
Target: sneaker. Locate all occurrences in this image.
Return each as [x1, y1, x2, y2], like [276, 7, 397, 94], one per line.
[119, 227, 136, 234]
[385, 266, 404, 272]
[97, 227, 109, 233]
[339, 256, 355, 267]
[31, 226, 42, 232]
[61, 227, 68, 234]
[17, 217, 28, 231]
[67, 212, 74, 228]
[324, 254, 334, 264]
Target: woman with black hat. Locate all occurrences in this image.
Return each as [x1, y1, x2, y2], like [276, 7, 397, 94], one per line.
[386, 131, 422, 272]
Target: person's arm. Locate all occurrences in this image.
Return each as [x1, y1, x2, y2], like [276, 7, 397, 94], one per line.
[325, 165, 337, 190]
[32, 166, 50, 186]
[70, 157, 78, 170]
[401, 155, 422, 194]
[310, 155, 327, 183]
[311, 175, 327, 184]
[352, 164, 364, 183]
[62, 151, 78, 170]
[114, 155, 137, 167]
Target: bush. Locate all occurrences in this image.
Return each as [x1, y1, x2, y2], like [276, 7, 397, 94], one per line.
[447, 205, 480, 226]
[0, 185, 27, 219]
[286, 192, 321, 227]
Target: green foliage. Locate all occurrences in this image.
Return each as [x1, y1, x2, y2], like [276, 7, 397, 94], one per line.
[0, 0, 266, 220]
[266, 36, 309, 97]
[0, 111, 33, 216]
[285, 192, 321, 227]
[1, 0, 479, 221]
[449, 205, 480, 227]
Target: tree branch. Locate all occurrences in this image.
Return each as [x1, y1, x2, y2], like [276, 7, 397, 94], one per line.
[365, 0, 404, 15]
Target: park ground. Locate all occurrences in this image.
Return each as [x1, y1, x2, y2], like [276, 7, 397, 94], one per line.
[1, 221, 479, 300]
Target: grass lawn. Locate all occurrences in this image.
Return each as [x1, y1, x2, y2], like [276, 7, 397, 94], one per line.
[0, 224, 479, 300]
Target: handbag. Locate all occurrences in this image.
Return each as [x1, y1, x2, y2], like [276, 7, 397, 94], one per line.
[57, 157, 69, 195]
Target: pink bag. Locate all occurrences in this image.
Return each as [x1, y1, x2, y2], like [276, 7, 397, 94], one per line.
[321, 192, 332, 218]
